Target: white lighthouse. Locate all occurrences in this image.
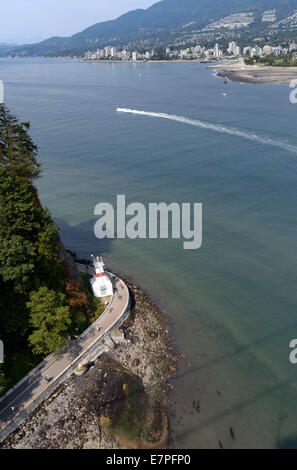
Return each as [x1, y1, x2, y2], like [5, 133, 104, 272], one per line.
[90, 255, 113, 298]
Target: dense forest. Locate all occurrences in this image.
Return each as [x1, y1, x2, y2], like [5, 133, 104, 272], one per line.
[0, 105, 101, 396]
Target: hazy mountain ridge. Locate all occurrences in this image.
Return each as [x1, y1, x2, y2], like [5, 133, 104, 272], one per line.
[6, 0, 297, 56]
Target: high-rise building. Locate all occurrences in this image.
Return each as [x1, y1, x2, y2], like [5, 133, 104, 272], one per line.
[84, 51, 92, 59]
[104, 46, 113, 57]
[250, 46, 262, 57]
[273, 46, 282, 56]
[227, 41, 237, 55]
[214, 43, 223, 57]
[110, 47, 118, 57]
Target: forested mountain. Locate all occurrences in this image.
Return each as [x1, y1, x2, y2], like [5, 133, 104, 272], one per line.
[0, 44, 17, 55]
[6, 0, 297, 56]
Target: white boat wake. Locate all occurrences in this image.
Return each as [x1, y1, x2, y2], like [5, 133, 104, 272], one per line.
[116, 107, 297, 155]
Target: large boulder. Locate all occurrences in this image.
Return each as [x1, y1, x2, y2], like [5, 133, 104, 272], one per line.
[75, 354, 168, 448]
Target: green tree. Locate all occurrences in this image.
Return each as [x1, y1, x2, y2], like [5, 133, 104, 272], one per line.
[0, 104, 40, 181]
[0, 167, 63, 294]
[0, 235, 36, 289]
[0, 105, 72, 390]
[244, 57, 255, 65]
[35, 214, 64, 291]
[27, 287, 71, 355]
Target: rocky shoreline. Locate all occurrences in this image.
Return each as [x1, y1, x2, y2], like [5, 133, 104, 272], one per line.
[0, 279, 178, 449]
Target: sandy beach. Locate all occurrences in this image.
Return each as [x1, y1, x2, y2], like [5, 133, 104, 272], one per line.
[209, 61, 297, 84]
[83, 57, 297, 84]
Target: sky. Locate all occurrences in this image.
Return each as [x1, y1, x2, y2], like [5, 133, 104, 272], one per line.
[1, 0, 157, 44]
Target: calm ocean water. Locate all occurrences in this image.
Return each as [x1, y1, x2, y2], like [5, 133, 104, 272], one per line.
[2, 57, 297, 448]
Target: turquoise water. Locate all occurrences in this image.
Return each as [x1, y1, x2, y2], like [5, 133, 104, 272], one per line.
[1, 57, 297, 448]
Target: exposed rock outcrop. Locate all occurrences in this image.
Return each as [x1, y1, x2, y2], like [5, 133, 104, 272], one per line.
[76, 354, 167, 448]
